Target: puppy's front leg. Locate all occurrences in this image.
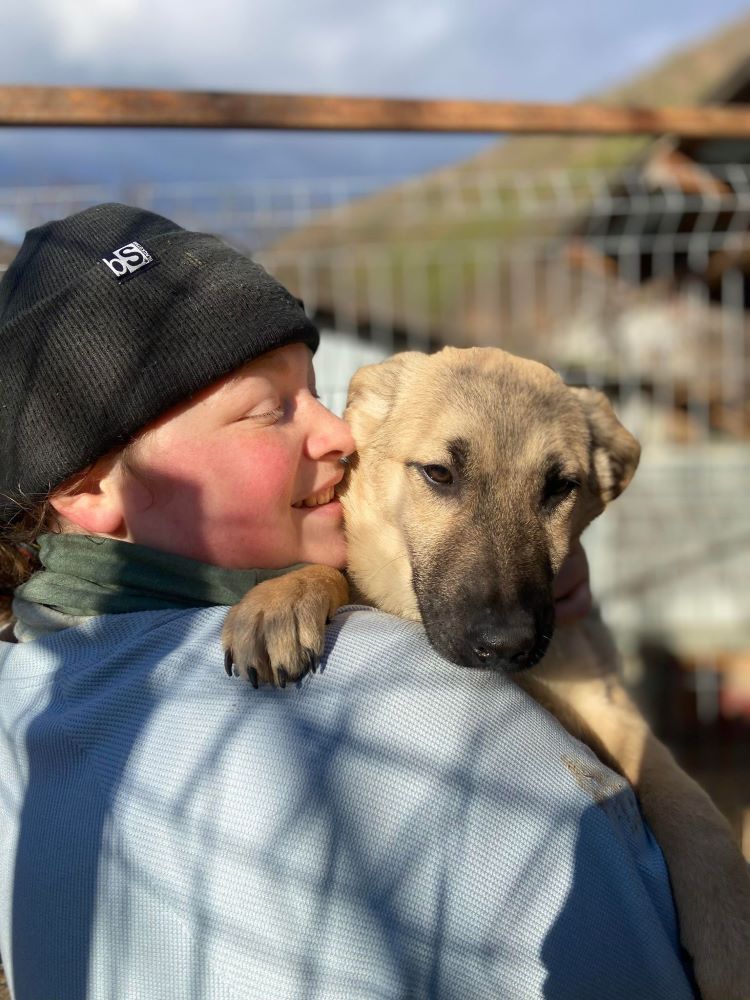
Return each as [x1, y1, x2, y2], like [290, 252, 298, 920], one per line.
[223, 565, 349, 688]
[526, 619, 750, 1000]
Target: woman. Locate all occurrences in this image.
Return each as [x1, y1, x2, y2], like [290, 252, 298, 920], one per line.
[0, 204, 695, 999]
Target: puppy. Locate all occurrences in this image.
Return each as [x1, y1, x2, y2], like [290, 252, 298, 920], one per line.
[224, 346, 750, 1000]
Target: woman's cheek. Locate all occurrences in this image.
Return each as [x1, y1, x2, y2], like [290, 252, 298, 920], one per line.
[220, 439, 293, 511]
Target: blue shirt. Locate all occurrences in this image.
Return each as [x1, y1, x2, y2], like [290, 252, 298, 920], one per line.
[0, 605, 695, 999]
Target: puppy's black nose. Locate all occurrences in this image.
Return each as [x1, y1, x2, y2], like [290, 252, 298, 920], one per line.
[464, 609, 546, 672]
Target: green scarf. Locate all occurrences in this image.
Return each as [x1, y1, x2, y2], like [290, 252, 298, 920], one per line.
[16, 533, 300, 616]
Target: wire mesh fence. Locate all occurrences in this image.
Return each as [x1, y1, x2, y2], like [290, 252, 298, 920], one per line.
[1, 169, 748, 779]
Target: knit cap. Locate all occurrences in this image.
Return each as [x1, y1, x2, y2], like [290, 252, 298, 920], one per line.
[0, 203, 319, 523]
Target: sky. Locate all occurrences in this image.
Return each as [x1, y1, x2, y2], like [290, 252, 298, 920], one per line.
[1, 1, 750, 196]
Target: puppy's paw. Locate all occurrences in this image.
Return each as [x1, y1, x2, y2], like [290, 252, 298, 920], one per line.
[222, 565, 349, 688]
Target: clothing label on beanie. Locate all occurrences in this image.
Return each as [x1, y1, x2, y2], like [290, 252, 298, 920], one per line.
[101, 242, 157, 282]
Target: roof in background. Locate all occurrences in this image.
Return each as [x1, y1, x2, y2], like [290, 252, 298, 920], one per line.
[266, 11, 750, 344]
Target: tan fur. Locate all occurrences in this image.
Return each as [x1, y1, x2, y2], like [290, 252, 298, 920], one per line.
[224, 346, 750, 997]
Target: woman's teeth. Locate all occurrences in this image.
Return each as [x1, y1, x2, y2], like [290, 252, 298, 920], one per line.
[293, 486, 335, 508]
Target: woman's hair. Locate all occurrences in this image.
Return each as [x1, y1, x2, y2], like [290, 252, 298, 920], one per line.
[0, 498, 58, 620]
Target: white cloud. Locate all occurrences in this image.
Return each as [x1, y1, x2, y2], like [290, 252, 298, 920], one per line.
[2, 0, 750, 101]
[38, 0, 145, 60]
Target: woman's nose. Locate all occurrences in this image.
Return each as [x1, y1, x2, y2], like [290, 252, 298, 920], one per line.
[307, 399, 356, 460]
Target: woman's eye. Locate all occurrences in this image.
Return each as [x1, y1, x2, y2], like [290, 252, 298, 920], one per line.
[421, 464, 454, 486]
[246, 404, 285, 421]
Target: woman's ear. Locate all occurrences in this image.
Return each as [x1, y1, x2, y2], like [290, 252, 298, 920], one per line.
[49, 456, 127, 536]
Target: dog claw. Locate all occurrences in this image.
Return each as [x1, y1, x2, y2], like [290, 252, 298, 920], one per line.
[277, 668, 288, 689]
[224, 649, 234, 677]
[248, 667, 259, 689]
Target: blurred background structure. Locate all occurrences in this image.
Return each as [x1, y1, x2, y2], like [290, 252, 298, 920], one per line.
[1, 4, 749, 861]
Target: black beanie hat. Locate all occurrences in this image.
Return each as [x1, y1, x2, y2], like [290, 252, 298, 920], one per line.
[0, 202, 319, 524]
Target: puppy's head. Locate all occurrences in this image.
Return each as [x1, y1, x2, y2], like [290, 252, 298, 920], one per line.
[343, 347, 639, 673]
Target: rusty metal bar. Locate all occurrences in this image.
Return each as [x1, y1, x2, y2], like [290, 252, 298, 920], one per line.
[4, 85, 750, 137]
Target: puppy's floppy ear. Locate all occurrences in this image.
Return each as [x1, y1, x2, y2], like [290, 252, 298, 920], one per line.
[345, 351, 429, 447]
[569, 387, 641, 503]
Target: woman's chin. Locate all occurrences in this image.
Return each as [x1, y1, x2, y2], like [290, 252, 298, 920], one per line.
[301, 537, 348, 570]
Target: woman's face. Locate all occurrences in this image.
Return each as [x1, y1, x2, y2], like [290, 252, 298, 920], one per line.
[114, 343, 355, 569]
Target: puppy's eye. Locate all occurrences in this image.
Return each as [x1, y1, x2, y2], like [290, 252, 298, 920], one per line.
[544, 476, 579, 506]
[421, 464, 454, 486]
